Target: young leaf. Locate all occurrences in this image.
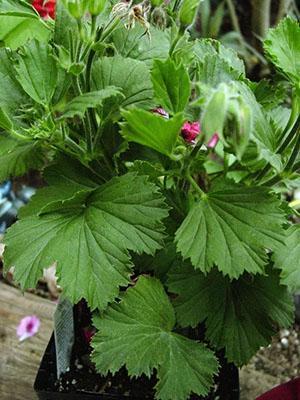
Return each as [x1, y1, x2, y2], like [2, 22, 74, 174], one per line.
[0, 135, 45, 181]
[274, 225, 300, 291]
[121, 109, 184, 157]
[151, 59, 190, 114]
[0, 0, 50, 49]
[175, 181, 286, 278]
[4, 174, 168, 310]
[167, 264, 294, 366]
[92, 276, 218, 400]
[264, 17, 300, 85]
[15, 40, 57, 106]
[92, 56, 153, 109]
[60, 88, 124, 119]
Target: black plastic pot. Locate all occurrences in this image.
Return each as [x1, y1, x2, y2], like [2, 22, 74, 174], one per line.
[34, 334, 240, 400]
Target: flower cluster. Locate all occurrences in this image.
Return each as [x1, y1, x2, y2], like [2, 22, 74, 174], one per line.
[152, 107, 219, 147]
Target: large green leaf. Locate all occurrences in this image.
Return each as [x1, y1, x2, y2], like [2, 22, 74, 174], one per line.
[92, 276, 218, 400]
[4, 174, 168, 310]
[20, 157, 101, 218]
[175, 181, 286, 278]
[264, 17, 300, 84]
[0, 48, 28, 125]
[274, 225, 300, 291]
[151, 59, 190, 115]
[111, 25, 170, 65]
[121, 109, 184, 157]
[60, 88, 124, 119]
[0, 0, 50, 49]
[0, 135, 45, 181]
[91, 56, 153, 109]
[15, 40, 57, 105]
[167, 264, 294, 366]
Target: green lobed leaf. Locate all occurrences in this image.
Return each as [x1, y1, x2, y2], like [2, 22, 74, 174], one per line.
[15, 40, 58, 105]
[193, 39, 245, 77]
[92, 56, 153, 109]
[274, 225, 300, 291]
[0, 0, 50, 49]
[175, 180, 286, 278]
[151, 58, 190, 115]
[197, 54, 242, 87]
[60, 88, 124, 119]
[111, 25, 170, 66]
[264, 17, 300, 85]
[4, 173, 168, 310]
[167, 264, 294, 366]
[0, 135, 45, 181]
[19, 156, 101, 218]
[54, 0, 78, 50]
[0, 48, 29, 126]
[0, 108, 13, 131]
[121, 109, 184, 157]
[92, 276, 218, 400]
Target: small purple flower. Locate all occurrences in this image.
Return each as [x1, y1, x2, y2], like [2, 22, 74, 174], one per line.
[16, 315, 40, 341]
[207, 133, 220, 149]
[151, 107, 169, 119]
[181, 121, 201, 143]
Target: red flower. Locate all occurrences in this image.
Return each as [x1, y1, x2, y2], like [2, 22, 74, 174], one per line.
[32, 0, 56, 19]
[181, 121, 201, 144]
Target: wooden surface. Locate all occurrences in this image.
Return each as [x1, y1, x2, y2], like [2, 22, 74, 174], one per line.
[0, 282, 56, 400]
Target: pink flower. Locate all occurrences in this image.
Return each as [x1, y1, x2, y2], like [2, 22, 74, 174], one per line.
[16, 315, 40, 342]
[181, 121, 201, 143]
[151, 107, 169, 119]
[207, 133, 219, 149]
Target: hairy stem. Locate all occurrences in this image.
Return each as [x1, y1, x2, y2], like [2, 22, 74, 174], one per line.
[251, 0, 271, 45]
[276, 0, 293, 24]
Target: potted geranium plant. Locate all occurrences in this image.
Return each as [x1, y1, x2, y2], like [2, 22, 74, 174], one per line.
[1, 0, 300, 398]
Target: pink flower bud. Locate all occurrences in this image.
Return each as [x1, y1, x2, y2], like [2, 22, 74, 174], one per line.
[16, 315, 40, 342]
[151, 107, 169, 119]
[207, 133, 219, 149]
[181, 121, 201, 143]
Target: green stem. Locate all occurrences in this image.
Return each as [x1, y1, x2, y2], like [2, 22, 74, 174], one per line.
[285, 129, 300, 172]
[169, 27, 184, 56]
[277, 93, 299, 147]
[186, 173, 206, 198]
[251, 0, 271, 43]
[223, 151, 229, 176]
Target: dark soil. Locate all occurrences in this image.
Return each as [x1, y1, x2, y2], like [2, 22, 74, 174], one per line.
[49, 303, 237, 400]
